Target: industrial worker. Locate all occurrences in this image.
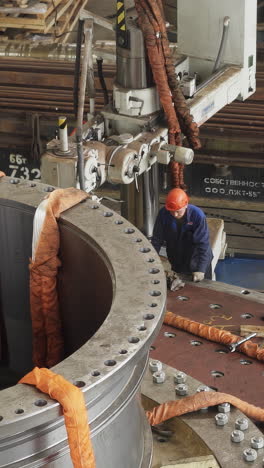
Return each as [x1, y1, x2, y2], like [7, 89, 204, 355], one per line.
[151, 188, 213, 289]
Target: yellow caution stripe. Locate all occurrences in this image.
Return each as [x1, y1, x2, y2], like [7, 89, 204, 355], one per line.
[58, 117, 67, 130]
[116, 0, 126, 31]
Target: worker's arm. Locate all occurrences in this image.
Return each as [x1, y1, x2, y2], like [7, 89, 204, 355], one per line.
[151, 210, 165, 254]
[191, 212, 212, 274]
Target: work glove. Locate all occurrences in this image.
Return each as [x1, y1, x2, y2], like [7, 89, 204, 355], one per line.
[192, 271, 205, 282]
[169, 272, 185, 291]
[159, 255, 185, 291]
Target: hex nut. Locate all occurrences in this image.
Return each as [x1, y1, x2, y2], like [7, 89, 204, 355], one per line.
[175, 384, 188, 396]
[174, 371, 187, 384]
[235, 417, 249, 431]
[218, 402, 230, 413]
[153, 371, 166, 384]
[196, 385, 210, 412]
[251, 436, 264, 449]
[196, 385, 210, 393]
[215, 413, 228, 426]
[149, 359, 162, 373]
[243, 448, 257, 462]
[231, 430, 244, 443]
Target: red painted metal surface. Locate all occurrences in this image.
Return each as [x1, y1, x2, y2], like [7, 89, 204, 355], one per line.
[151, 284, 264, 407]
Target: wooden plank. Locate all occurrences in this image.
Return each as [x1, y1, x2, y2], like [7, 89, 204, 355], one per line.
[224, 221, 264, 238]
[59, 0, 89, 43]
[240, 325, 264, 338]
[161, 455, 219, 468]
[201, 207, 264, 226]
[226, 235, 264, 251]
[43, 0, 75, 33]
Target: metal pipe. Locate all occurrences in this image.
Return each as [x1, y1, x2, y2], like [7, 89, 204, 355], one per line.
[76, 19, 94, 190]
[212, 16, 231, 74]
[58, 116, 69, 153]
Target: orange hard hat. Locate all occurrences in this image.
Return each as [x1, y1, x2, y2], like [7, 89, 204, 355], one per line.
[165, 188, 189, 211]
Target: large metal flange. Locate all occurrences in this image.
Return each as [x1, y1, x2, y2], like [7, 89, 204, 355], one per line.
[0, 176, 166, 467]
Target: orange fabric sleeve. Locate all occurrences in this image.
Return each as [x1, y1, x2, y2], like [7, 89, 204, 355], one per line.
[19, 367, 96, 468]
[164, 311, 264, 361]
[0, 171, 5, 177]
[30, 188, 89, 368]
[146, 390, 264, 426]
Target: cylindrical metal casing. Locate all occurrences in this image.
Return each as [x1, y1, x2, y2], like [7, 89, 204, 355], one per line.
[0, 177, 166, 467]
[116, 18, 153, 89]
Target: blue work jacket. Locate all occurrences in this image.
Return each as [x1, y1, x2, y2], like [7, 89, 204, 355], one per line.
[151, 205, 213, 275]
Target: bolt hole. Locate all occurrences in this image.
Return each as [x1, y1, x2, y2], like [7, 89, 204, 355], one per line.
[148, 303, 157, 308]
[149, 268, 160, 274]
[149, 290, 161, 297]
[240, 359, 252, 365]
[177, 296, 189, 301]
[10, 178, 20, 184]
[128, 337, 140, 343]
[44, 186, 54, 192]
[0, 416, 3, 421]
[241, 313, 254, 319]
[92, 205, 99, 209]
[140, 247, 151, 253]
[164, 332, 176, 338]
[190, 340, 203, 346]
[124, 228, 135, 234]
[30, 183, 36, 187]
[91, 370, 100, 377]
[152, 280, 160, 285]
[34, 399, 47, 407]
[241, 289, 250, 295]
[147, 258, 155, 263]
[211, 370, 224, 378]
[119, 349, 127, 354]
[209, 304, 222, 309]
[157, 437, 167, 443]
[150, 345, 156, 351]
[115, 219, 123, 224]
[104, 360, 116, 367]
[15, 408, 24, 414]
[215, 348, 228, 354]
[134, 238, 142, 242]
[103, 212, 113, 217]
[74, 380, 86, 388]
[144, 313, 155, 320]
[138, 326, 147, 331]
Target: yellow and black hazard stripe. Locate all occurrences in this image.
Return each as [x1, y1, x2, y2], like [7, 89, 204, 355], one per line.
[58, 116, 67, 130]
[116, 0, 130, 48]
[116, 1, 126, 31]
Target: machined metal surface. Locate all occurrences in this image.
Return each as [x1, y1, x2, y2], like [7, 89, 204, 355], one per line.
[142, 363, 264, 467]
[0, 176, 166, 467]
[150, 281, 264, 408]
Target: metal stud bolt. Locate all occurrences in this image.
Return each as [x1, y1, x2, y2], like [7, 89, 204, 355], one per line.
[243, 448, 257, 462]
[231, 430, 244, 443]
[215, 413, 228, 426]
[251, 436, 264, 449]
[149, 360, 162, 373]
[235, 417, 248, 431]
[175, 384, 188, 396]
[218, 402, 230, 413]
[153, 371, 166, 384]
[174, 371, 187, 384]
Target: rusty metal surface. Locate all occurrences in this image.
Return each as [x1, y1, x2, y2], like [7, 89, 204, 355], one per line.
[151, 281, 264, 408]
